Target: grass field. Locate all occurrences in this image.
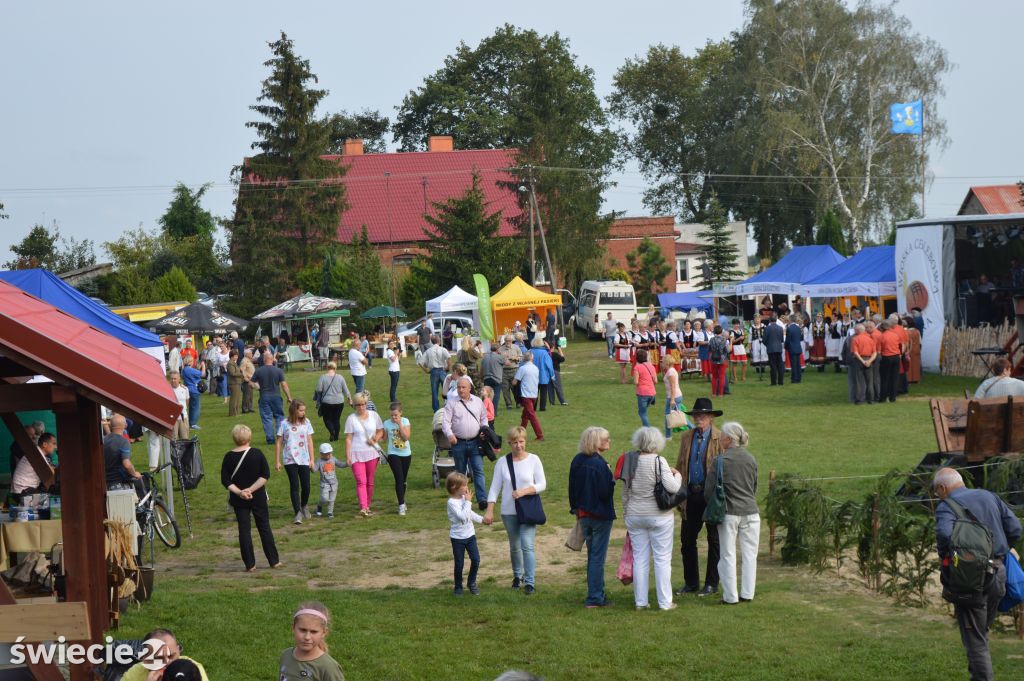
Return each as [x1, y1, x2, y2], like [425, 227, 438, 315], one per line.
[116, 339, 1023, 680]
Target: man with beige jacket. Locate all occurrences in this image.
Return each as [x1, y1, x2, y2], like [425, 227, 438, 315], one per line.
[675, 397, 725, 597]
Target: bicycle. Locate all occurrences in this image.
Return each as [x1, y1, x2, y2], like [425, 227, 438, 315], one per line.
[137, 462, 181, 562]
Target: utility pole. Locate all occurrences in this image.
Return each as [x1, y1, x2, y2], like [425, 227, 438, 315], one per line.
[519, 179, 536, 284]
[528, 177, 564, 335]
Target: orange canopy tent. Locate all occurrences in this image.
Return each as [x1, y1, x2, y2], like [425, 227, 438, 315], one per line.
[490, 276, 561, 339]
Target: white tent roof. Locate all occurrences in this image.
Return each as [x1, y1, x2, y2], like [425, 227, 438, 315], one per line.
[425, 285, 479, 314]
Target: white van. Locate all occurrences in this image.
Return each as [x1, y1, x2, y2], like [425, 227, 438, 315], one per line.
[575, 280, 637, 337]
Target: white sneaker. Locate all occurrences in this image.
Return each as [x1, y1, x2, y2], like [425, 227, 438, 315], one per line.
[293, 513, 303, 525]
[302, 506, 311, 519]
[398, 504, 407, 516]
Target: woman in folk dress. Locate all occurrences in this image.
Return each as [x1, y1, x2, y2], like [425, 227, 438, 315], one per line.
[748, 316, 768, 380]
[728, 319, 748, 383]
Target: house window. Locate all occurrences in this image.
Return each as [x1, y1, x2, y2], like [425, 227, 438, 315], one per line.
[676, 257, 689, 283]
[392, 254, 414, 267]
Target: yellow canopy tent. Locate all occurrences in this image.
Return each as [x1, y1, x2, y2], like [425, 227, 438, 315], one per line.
[490, 276, 561, 339]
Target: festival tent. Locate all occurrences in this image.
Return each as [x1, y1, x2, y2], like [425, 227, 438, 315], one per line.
[254, 292, 356, 321]
[0, 268, 166, 367]
[426, 285, 478, 314]
[490, 276, 560, 340]
[147, 302, 249, 335]
[657, 292, 714, 316]
[800, 246, 897, 298]
[735, 245, 846, 296]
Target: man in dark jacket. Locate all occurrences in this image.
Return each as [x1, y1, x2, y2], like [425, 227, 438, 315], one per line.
[785, 314, 804, 384]
[763, 316, 785, 386]
[934, 467, 1022, 681]
[568, 427, 616, 608]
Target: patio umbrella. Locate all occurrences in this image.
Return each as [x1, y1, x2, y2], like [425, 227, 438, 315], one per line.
[147, 302, 249, 335]
[359, 305, 407, 319]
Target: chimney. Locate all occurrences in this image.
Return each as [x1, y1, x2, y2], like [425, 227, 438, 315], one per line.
[427, 135, 454, 152]
[342, 138, 364, 155]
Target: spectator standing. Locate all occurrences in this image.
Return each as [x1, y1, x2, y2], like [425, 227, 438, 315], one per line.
[385, 339, 401, 402]
[707, 422, 760, 605]
[422, 335, 451, 413]
[447, 472, 484, 596]
[383, 401, 412, 516]
[226, 350, 243, 416]
[480, 343, 507, 417]
[531, 337, 555, 411]
[348, 343, 368, 395]
[251, 353, 292, 446]
[849, 324, 877, 404]
[568, 427, 615, 608]
[514, 351, 543, 441]
[316, 362, 352, 442]
[707, 326, 731, 397]
[878, 320, 902, 403]
[632, 349, 658, 427]
[344, 393, 385, 517]
[442, 378, 489, 508]
[315, 443, 343, 518]
[603, 312, 618, 359]
[933, 467, 1022, 681]
[763, 316, 784, 386]
[181, 356, 203, 430]
[221, 425, 280, 572]
[785, 315, 803, 384]
[168, 371, 190, 439]
[275, 399, 316, 525]
[549, 341, 568, 406]
[498, 334, 522, 409]
[661, 357, 683, 439]
[240, 349, 256, 414]
[167, 337, 182, 375]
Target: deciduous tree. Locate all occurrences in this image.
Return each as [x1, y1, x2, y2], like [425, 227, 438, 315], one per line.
[6, 222, 96, 272]
[625, 237, 672, 306]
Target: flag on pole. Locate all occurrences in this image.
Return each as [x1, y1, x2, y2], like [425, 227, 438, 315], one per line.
[890, 100, 923, 135]
[473, 274, 495, 341]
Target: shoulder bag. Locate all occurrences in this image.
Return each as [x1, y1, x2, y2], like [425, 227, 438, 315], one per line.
[506, 454, 546, 525]
[313, 375, 338, 416]
[702, 455, 726, 524]
[227, 447, 254, 505]
[653, 455, 687, 510]
[459, 399, 498, 461]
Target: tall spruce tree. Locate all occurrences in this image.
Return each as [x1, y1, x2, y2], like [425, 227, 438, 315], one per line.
[226, 32, 347, 317]
[815, 209, 848, 256]
[695, 197, 744, 290]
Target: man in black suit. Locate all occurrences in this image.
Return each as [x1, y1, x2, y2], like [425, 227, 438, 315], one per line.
[763, 315, 785, 386]
[785, 314, 804, 383]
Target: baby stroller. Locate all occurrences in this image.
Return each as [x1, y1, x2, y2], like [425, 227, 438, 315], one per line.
[431, 408, 457, 488]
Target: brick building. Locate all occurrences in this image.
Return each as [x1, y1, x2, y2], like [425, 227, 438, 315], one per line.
[601, 216, 678, 293]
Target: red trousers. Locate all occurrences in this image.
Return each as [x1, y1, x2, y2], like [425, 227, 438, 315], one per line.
[520, 397, 543, 439]
[710, 363, 728, 396]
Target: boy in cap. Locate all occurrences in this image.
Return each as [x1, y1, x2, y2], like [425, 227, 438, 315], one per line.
[315, 443, 346, 518]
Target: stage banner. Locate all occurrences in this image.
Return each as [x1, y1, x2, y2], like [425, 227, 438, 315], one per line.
[473, 274, 495, 341]
[896, 224, 950, 371]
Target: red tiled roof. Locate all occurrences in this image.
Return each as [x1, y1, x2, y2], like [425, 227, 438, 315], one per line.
[0, 280, 180, 434]
[323, 148, 523, 244]
[960, 184, 1024, 215]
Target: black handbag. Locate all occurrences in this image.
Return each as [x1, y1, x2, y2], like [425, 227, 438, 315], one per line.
[506, 454, 546, 525]
[653, 454, 687, 510]
[478, 425, 501, 462]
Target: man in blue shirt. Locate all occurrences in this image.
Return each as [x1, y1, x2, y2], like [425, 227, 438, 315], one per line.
[674, 398, 725, 597]
[180, 356, 203, 430]
[513, 351, 543, 441]
[934, 467, 1022, 681]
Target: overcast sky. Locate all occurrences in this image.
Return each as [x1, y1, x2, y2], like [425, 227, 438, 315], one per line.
[2, 1, 1020, 262]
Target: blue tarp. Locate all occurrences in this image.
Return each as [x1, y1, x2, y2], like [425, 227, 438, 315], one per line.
[801, 246, 896, 298]
[735, 245, 846, 296]
[0, 269, 163, 349]
[657, 291, 714, 315]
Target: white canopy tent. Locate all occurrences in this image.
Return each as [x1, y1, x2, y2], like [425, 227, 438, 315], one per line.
[426, 285, 479, 315]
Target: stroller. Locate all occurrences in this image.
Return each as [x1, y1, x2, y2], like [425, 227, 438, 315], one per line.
[430, 408, 457, 488]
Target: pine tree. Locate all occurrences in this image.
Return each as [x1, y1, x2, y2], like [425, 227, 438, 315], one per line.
[815, 209, 848, 255]
[625, 237, 672, 306]
[151, 266, 198, 302]
[695, 197, 744, 290]
[226, 32, 348, 316]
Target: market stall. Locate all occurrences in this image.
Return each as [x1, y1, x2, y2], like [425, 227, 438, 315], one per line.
[147, 301, 249, 337]
[490, 276, 560, 340]
[254, 293, 356, 363]
[799, 246, 896, 319]
[735, 245, 846, 298]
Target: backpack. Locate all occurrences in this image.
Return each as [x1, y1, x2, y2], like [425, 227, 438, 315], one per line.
[709, 337, 728, 363]
[941, 498, 995, 603]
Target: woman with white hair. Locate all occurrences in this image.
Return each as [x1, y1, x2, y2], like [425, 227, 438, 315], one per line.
[618, 426, 683, 610]
[568, 427, 615, 608]
[705, 421, 759, 605]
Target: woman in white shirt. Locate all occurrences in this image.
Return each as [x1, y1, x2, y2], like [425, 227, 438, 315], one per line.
[344, 393, 385, 517]
[385, 340, 401, 402]
[619, 426, 683, 610]
[348, 346, 368, 395]
[483, 426, 547, 594]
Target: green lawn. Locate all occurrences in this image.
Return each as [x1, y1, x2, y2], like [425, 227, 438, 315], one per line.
[116, 339, 1022, 680]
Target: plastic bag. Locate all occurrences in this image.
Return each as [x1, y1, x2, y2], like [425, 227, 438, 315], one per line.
[617, 534, 634, 585]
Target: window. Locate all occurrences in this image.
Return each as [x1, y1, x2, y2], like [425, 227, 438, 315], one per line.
[581, 291, 597, 310]
[599, 290, 635, 307]
[392, 254, 414, 267]
[676, 257, 689, 283]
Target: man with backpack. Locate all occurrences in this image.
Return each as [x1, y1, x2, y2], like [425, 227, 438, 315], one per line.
[933, 467, 1021, 680]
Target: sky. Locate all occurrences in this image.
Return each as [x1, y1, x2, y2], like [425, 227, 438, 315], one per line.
[2, 1, 1022, 262]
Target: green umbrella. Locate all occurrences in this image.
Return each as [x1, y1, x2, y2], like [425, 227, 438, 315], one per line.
[359, 305, 407, 320]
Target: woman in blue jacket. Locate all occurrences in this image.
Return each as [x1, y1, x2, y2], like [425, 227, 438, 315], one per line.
[568, 427, 616, 608]
[530, 337, 555, 411]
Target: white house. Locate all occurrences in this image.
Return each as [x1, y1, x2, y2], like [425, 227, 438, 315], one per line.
[673, 220, 750, 292]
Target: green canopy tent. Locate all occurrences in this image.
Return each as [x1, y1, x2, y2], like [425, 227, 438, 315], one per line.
[359, 305, 406, 333]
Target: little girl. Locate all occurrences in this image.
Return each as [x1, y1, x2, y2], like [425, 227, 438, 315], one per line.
[275, 399, 315, 525]
[479, 386, 496, 429]
[383, 402, 412, 516]
[446, 472, 483, 596]
[278, 602, 345, 680]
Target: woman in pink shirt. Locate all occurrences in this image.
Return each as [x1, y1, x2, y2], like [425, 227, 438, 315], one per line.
[632, 349, 658, 427]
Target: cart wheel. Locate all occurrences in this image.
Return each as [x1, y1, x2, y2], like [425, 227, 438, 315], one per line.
[432, 469, 440, 488]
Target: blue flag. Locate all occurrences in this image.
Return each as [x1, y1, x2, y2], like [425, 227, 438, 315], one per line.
[890, 100, 923, 135]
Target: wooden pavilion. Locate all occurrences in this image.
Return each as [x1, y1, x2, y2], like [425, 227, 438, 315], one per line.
[0, 280, 179, 680]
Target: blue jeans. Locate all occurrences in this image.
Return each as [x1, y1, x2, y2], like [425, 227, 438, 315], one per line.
[217, 373, 228, 398]
[389, 370, 400, 402]
[451, 439, 486, 502]
[450, 535, 480, 589]
[429, 368, 446, 412]
[580, 517, 613, 605]
[258, 394, 285, 444]
[606, 335, 615, 357]
[187, 391, 200, 427]
[502, 514, 538, 586]
[353, 374, 365, 395]
[664, 395, 683, 438]
[637, 394, 655, 427]
[484, 378, 502, 417]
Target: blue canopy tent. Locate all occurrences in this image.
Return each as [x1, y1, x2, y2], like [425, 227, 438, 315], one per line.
[735, 245, 846, 296]
[800, 246, 896, 298]
[657, 292, 714, 316]
[0, 269, 165, 366]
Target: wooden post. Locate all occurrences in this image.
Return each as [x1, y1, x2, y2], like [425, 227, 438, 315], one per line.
[56, 397, 109, 681]
[768, 469, 776, 559]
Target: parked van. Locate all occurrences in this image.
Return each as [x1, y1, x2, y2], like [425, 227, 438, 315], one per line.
[575, 280, 637, 337]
